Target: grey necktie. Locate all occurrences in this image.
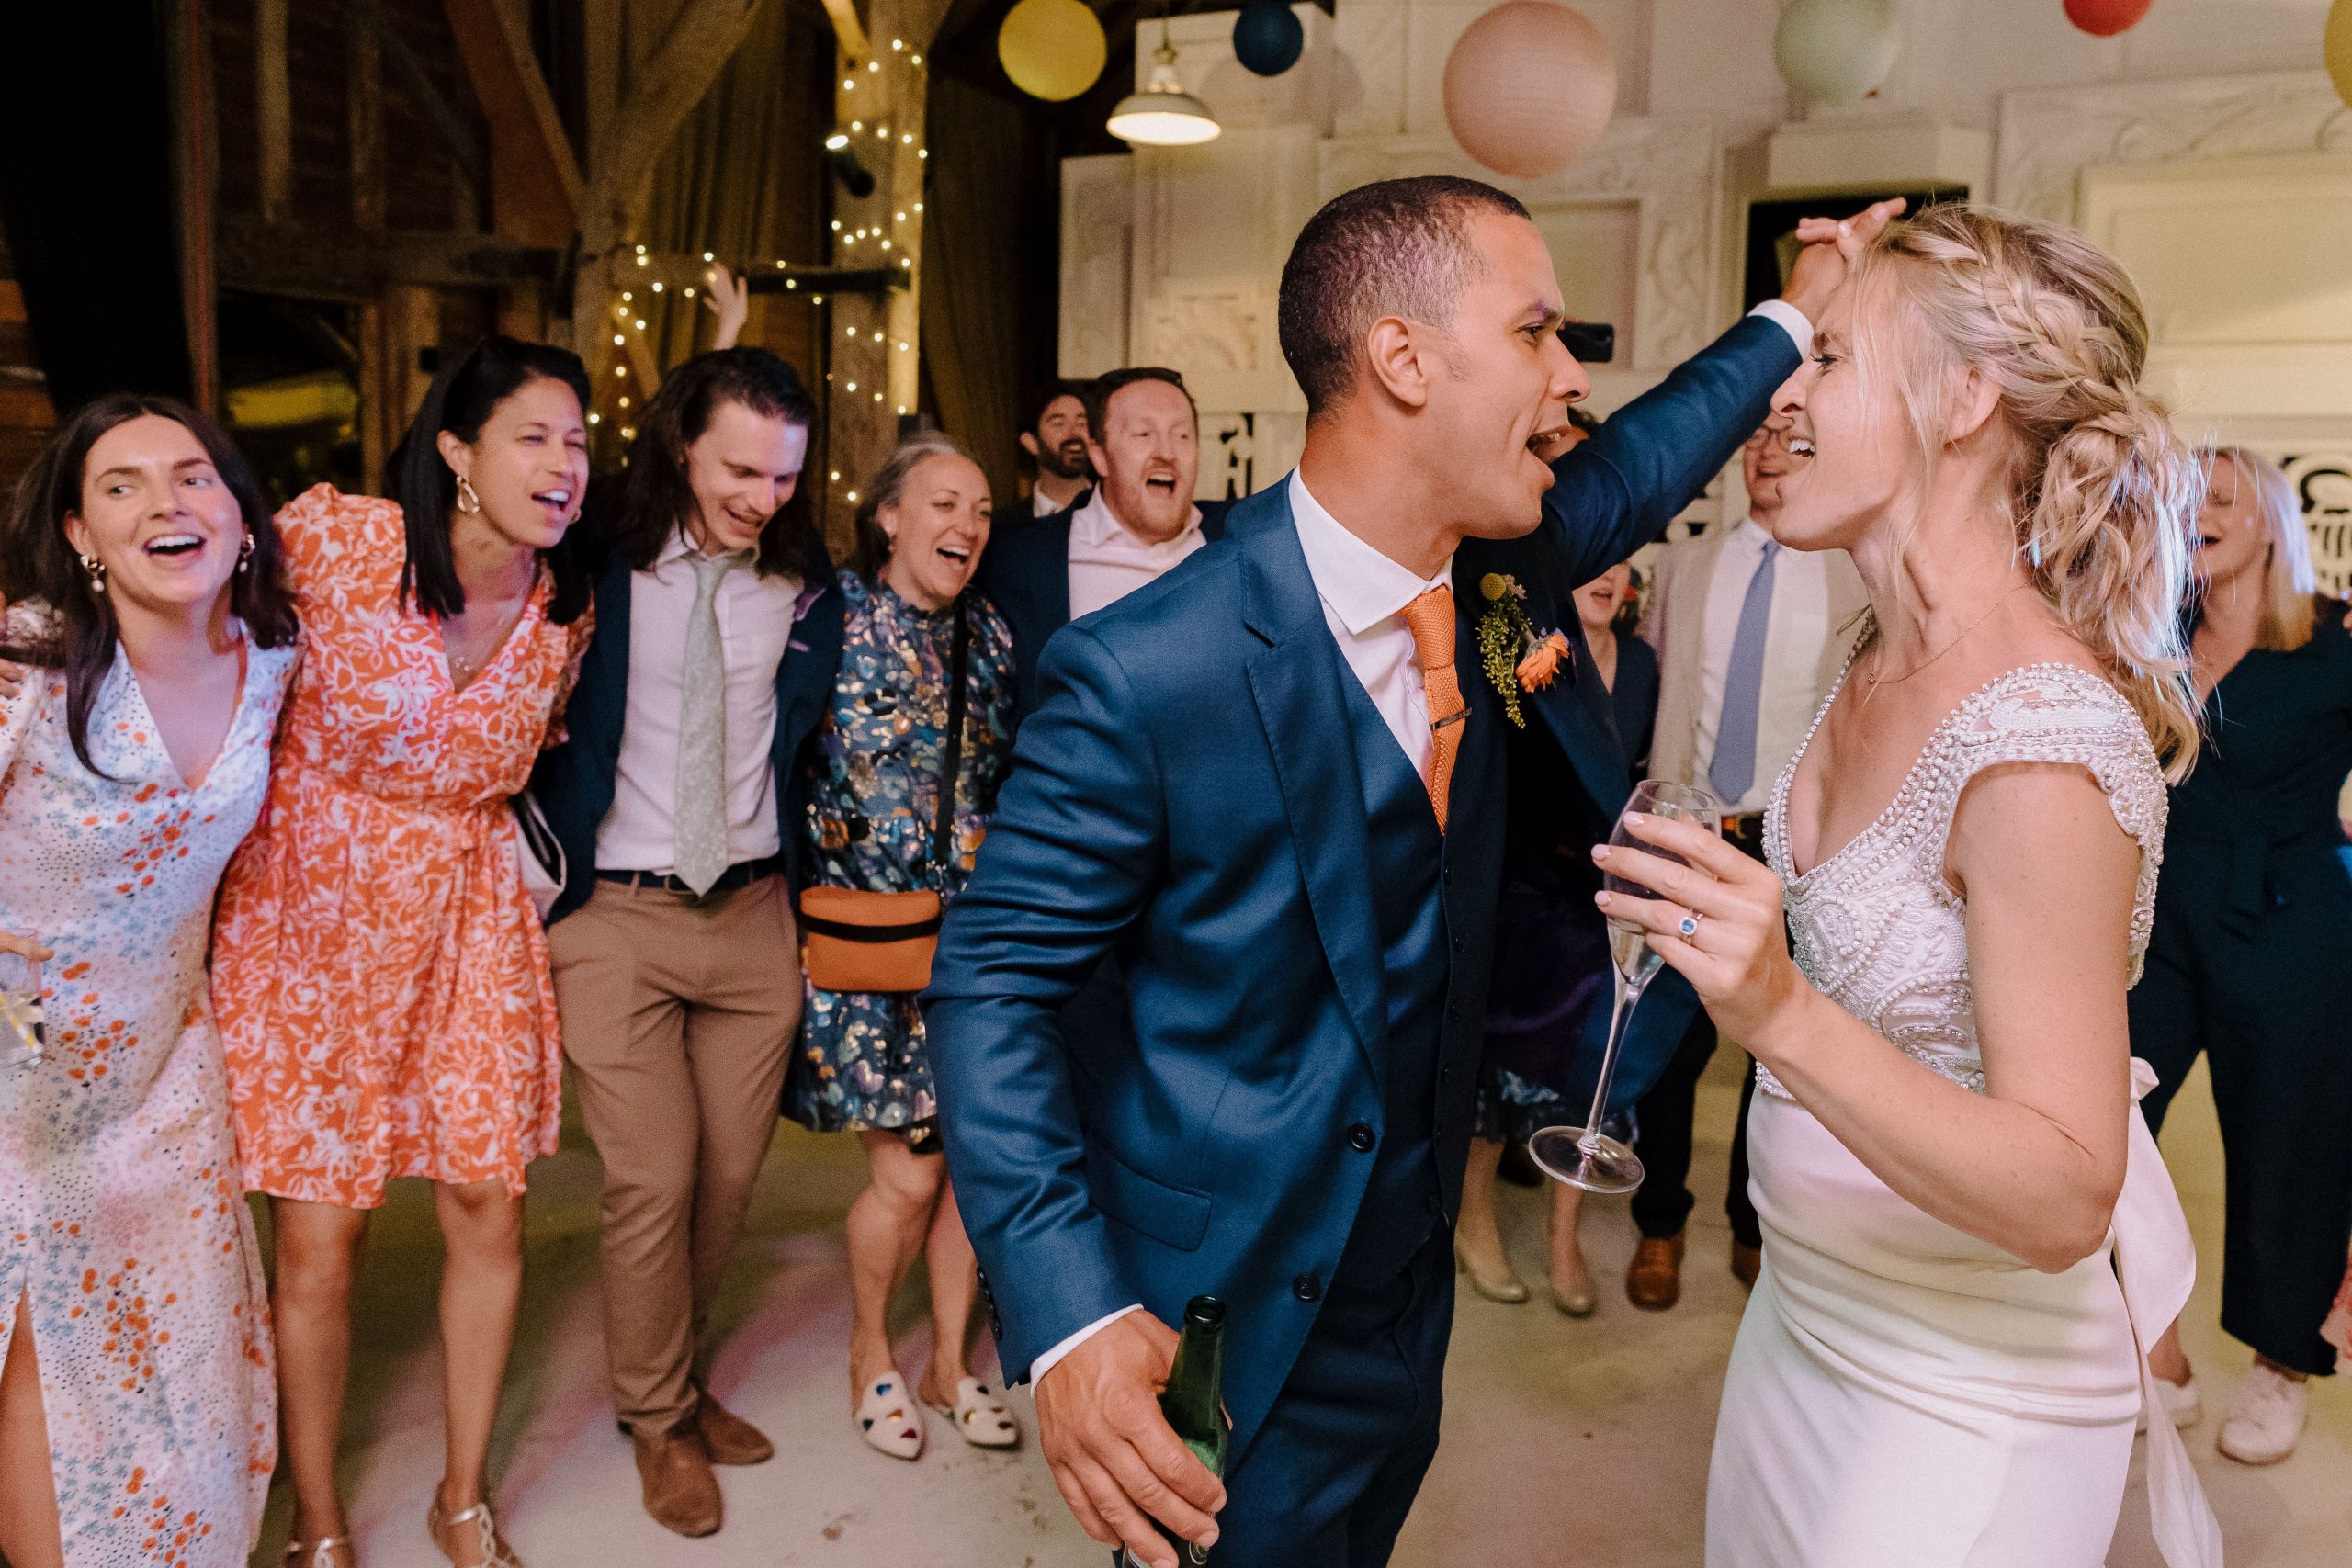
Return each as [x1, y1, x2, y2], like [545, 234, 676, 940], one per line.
[674, 551, 742, 895]
[1708, 538, 1780, 809]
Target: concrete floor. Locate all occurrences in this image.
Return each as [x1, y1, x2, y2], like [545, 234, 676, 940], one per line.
[256, 1049, 2348, 1567]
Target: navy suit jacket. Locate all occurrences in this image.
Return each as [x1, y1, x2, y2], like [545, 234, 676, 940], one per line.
[926, 315, 1797, 1462]
[978, 494, 1236, 727]
[528, 552, 846, 923]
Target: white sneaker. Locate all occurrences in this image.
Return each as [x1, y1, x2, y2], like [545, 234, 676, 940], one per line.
[2216, 1361, 2307, 1465]
[2137, 1371, 2201, 1432]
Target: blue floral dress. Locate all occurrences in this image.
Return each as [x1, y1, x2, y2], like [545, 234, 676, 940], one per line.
[786, 577, 1013, 1145]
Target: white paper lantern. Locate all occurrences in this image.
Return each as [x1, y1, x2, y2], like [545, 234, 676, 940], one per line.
[1773, 0, 1899, 106]
[1442, 3, 1618, 180]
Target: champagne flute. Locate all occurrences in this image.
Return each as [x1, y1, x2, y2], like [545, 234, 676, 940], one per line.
[1528, 780, 1721, 1194]
[0, 950, 43, 1072]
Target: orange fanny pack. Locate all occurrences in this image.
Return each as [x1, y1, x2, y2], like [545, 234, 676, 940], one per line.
[797, 596, 973, 995]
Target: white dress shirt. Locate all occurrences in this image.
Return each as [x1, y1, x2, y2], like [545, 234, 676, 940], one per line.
[1026, 300, 1813, 1384]
[1065, 489, 1207, 619]
[1691, 515, 1832, 817]
[595, 530, 805, 873]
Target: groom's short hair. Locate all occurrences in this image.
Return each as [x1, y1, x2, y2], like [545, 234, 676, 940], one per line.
[1278, 175, 1531, 421]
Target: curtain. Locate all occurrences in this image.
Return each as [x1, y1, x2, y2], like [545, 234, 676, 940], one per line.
[918, 73, 1030, 508]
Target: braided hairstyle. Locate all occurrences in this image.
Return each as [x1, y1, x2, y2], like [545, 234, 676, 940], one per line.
[1851, 204, 2203, 777]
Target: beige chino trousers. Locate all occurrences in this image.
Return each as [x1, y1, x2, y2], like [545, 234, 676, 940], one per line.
[548, 874, 801, 1432]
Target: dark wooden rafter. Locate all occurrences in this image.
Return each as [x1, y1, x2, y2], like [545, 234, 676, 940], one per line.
[440, 0, 583, 243]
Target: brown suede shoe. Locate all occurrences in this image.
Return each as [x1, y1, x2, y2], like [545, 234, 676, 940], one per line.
[1626, 1232, 1686, 1311]
[631, 1422, 723, 1538]
[695, 1389, 775, 1466]
[1731, 1239, 1762, 1289]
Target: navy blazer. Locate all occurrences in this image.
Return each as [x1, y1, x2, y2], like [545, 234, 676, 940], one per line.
[528, 552, 847, 923]
[978, 494, 1235, 726]
[927, 314, 1798, 1461]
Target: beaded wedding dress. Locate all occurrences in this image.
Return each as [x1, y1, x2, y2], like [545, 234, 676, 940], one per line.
[1704, 660, 2222, 1568]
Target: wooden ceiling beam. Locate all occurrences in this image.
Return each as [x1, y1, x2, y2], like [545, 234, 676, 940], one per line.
[440, 0, 585, 244]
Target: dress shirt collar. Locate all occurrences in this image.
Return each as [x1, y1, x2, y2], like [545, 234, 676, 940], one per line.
[654, 526, 753, 574]
[1070, 487, 1200, 551]
[1724, 514, 1778, 559]
[1287, 470, 1453, 637]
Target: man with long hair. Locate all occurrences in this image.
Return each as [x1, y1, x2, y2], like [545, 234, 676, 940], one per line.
[529, 348, 842, 1539]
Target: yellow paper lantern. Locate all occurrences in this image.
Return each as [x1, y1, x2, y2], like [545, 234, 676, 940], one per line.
[999, 0, 1107, 103]
[1442, 2, 1618, 181]
[2328, 0, 2352, 111]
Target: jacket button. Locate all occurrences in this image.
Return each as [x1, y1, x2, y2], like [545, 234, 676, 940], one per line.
[1348, 1123, 1375, 1153]
[1292, 1272, 1322, 1303]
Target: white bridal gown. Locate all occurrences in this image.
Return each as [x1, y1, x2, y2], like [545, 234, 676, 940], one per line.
[1706, 662, 2222, 1568]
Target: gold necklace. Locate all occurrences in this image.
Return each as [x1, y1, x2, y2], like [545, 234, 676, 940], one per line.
[1863, 583, 2031, 695]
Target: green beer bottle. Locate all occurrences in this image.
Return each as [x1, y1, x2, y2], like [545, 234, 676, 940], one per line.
[1119, 1295, 1227, 1568]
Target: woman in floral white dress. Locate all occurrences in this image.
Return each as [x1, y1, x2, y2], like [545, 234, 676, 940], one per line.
[0, 397, 300, 1567]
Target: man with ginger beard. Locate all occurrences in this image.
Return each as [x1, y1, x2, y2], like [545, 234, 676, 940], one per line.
[977, 367, 1234, 726]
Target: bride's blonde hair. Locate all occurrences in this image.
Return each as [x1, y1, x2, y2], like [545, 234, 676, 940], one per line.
[1851, 204, 2202, 777]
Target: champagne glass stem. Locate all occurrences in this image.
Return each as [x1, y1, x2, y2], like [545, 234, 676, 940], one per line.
[1577, 968, 1645, 1156]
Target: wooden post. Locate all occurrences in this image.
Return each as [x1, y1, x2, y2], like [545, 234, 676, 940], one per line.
[349, 2, 387, 232]
[821, 0, 951, 537]
[166, 0, 217, 413]
[255, 0, 291, 224]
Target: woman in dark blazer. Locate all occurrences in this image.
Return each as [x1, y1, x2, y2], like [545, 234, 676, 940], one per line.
[1455, 557, 1659, 1314]
[2133, 446, 2352, 1467]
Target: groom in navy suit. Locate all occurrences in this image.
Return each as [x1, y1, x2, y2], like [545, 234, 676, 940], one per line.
[928, 179, 1894, 1567]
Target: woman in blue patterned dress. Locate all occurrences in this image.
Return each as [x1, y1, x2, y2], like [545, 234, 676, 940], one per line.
[784, 435, 1018, 1459]
[0, 397, 300, 1568]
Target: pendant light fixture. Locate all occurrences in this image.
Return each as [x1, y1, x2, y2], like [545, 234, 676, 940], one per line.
[1108, 12, 1220, 146]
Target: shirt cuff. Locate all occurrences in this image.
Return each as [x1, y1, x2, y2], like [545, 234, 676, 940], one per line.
[1747, 299, 1814, 361]
[1029, 1303, 1146, 1386]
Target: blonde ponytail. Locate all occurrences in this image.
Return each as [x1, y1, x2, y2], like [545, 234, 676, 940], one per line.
[1856, 206, 2202, 777]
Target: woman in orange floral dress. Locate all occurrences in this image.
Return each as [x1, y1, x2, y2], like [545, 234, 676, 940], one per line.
[212, 338, 594, 1568]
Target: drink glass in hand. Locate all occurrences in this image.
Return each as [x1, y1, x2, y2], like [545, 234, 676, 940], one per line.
[0, 951, 43, 1072]
[1529, 780, 1721, 1193]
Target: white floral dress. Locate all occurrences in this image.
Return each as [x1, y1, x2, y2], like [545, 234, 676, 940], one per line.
[0, 615, 295, 1567]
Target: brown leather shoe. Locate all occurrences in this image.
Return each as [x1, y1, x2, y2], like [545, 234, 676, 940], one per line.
[631, 1422, 722, 1538]
[1731, 1239, 1762, 1289]
[694, 1389, 775, 1466]
[1626, 1232, 1686, 1311]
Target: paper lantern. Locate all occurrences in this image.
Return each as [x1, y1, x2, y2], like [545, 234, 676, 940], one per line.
[2329, 0, 2352, 111]
[1233, 2, 1305, 78]
[1772, 0, 1898, 106]
[2063, 0, 2153, 36]
[998, 0, 1107, 103]
[1442, 3, 1618, 180]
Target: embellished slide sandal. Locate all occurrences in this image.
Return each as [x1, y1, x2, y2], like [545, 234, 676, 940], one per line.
[926, 1375, 1021, 1450]
[854, 1371, 925, 1460]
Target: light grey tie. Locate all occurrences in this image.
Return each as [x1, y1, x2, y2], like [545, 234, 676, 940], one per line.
[1708, 539, 1780, 809]
[674, 551, 742, 895]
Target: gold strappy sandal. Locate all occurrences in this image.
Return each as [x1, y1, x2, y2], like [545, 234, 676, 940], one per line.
[426, 1498, 526, 1568]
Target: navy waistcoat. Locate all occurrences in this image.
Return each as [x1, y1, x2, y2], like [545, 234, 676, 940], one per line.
[1330, 666, 1452, 1286]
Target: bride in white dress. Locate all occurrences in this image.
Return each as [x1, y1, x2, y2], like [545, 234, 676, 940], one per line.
[1595, 205, 2222, 1568]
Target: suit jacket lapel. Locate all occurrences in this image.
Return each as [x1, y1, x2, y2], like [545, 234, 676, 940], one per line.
[1041, 512, 1074, 629]
[1238, 499, 1390, 1081]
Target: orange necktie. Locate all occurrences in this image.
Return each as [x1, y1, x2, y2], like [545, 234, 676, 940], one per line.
[1400, 586, 1466, 832]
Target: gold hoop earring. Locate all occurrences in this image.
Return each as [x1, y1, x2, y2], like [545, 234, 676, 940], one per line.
[236, 534, 255, 574]
[455, 475, 482, 514]
[78, 552, 107, 594]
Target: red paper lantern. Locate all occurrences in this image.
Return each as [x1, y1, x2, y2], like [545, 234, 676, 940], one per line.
[2063, 0, 2153, 37]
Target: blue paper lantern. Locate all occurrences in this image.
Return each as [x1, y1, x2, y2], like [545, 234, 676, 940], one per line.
[1233, 2, 1304, 78]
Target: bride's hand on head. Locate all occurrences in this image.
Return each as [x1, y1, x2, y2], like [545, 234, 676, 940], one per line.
[1592, 814, 1813, 1052]
[1778, 197, 1907, 323]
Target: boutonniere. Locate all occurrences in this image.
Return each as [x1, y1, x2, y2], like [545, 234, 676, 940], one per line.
[1476, 573, 1575, 728]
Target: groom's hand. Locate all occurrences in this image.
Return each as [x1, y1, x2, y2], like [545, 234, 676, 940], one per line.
[1035, 1311, 1226, 1568]
[1779, 197, 1907, 323]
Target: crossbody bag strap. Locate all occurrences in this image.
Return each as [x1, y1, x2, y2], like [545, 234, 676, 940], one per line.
[930, 597, 974, 880]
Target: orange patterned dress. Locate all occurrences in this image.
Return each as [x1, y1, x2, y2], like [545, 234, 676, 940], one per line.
[213, 485, 589, 1207]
